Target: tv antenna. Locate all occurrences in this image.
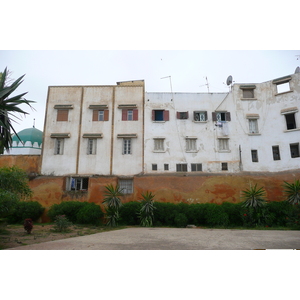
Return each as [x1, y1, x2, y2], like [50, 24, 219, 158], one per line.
[200, 76, 210, 93]
[224, 75, 234, 91]
[161, 76, 173, 101]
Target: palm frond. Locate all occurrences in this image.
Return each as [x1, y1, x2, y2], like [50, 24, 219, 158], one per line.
[283, 180, 300, 205]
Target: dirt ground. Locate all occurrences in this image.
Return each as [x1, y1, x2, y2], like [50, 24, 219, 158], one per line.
[0, 223, 113, 250]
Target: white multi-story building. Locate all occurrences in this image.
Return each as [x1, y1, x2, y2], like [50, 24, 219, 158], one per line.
[41, 72, 300, 182]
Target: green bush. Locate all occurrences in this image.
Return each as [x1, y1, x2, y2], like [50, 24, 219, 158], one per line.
[203, 203, 229, 227]
[53, 215, 72, 232]
[48, 201, 86, 223]
[174, 213, 188, 228]
[7, 201, 44, 223]
[76, 203, 104, 226]
[221, 202, 243, 227]
[267, 201, 293, 226]
[241, 206, 274, 227]
[0, 190, 19, 218]
[153, 202, 178, 226]
[119, 201, 141, 225]
[186, 203, 206, 226]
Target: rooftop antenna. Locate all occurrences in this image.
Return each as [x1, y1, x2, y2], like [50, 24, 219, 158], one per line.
[33, 118, 35, 128]
[225, 75, 234, 91]
[200, 76, 210, 93]
[161, 76, 173, 101]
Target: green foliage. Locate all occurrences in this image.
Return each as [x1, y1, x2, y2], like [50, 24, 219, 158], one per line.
[48, 201, 85, 223]
[0, 67, 35, 153]
[267, 201, 294, 226]
[76, 203, 104, 226]
[283, 180, 300, 205]
[0, 166, 32, 200]
[221, 202, 243, 227]
[203, 203, 229, 227]
[0, 190, 19, 218]
[102, 184, 123, 227]
[119, 201, 141, 225]
[174, 213, 188, 228]
[53, 215, 72, 232]
[241, 184, 267, 209]
[7, 201, 44, 223]
[139, 191, 156, 227]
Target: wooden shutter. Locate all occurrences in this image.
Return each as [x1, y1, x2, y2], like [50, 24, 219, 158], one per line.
[152, 110, 155, 121]
[57, 109, 68, 121]
[212, 112, 217, 121]
[225, 112, 231, 121]
[92, 110, 98, 121]
[186, 111, 189, 119]
[163, 110, 169, 121]
[104, 109, 109, 121]
[122, 109, 127, 121]
[204, 111, 208, 121]
[176, 112, 180, 119]
[133, 109, 138, 121]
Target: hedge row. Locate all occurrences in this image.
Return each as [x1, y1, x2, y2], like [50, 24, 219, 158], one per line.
[47, 201, 104, 226]
[119, 201, 300, 228]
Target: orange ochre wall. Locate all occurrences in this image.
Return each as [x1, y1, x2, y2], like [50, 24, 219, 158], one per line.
[0, 155, 299, 222]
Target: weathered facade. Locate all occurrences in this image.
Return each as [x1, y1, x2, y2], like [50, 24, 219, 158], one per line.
[1, 73, 299, 220]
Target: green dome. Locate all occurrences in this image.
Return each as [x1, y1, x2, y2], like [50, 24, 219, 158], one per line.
[12, 127, 43, 147]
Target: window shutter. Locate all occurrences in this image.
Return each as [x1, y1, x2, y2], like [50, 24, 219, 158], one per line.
[164, 110, 169, 121]
[212, 112, 217, 121]
[225, 112, 231, 121]
[176, 112, 180, 119]
[122, 109, 127, 121]
[204, 111, 207, 121]
[104, 110, 109, 121]
[92, 110, 98, 121]
[152, 110, 155, 121]
[57, 109, 69, 121]
[186, 111, 189, 119]
[133, 109, 138, 121]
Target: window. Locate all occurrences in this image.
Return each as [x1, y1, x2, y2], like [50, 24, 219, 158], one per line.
[87, 138, 97, 155]
[290, 143, 300, 158]
[122, 109, 138, 121]
[243, 89, 254, 98]
[123, 139, 131, 155]
[152, 164, 157, 171]
[251, 150, 258, 162]
[273, 76, 292, 94]
[177, 111, 188, 119]
[55, 138, 64, 155]
[68, 177, 89, 191]
[119, 179, 133, 194]
[218, 138, 229, 151]
[212, 112, 231, 122]
[285, 113, 296, 130]
[194, 111, 207, 122]
[152, 110, 169, 121]
[249, 119, 259, 134]
[154, 138, 165, 152]
[191, 163, 202, 172]
[176, 164, 187, 172]
[272, 146, 281, 161]
[276, 82, 291, 94]
[186, 138, 197, 152]
[57, 109, 69, 121]
[93, 110, 109, 121]
[221, 163, 228, 171]
[164, 164, 169, 171]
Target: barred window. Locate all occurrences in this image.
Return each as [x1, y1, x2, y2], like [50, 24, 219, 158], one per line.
[119, 179, 133, 194]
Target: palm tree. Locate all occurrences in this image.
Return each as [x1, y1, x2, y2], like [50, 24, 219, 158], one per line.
[102, 184, 124, 227]
[283, 180, 300, 205]
[139, 191, 156, 227]
[0, 67, 35, 154]
[241, 184, 266, 208]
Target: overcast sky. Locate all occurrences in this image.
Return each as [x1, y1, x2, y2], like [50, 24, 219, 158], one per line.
[1, 50, 299, 133]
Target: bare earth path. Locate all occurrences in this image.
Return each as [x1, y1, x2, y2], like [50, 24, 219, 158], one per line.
[7, 227, 300, 250]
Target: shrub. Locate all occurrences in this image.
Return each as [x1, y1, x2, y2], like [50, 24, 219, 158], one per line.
[267, 201, 294, 227]
[186, 203, 206, 226]
[153, 202, 178, 227]
[174, 213, 188, 228]
[241, 206, 274, 227]
[7, 201, 44, 223]
[0, 190, 19, 218]
[48, 201, 86, 223]
[119, 201, 141, 225]
[221, 202, 243, 227]
[139, 191, 156, 227]
[53, 215, 72, 232]
[76, 203, 104, 226]
[203, 203, 229, 227]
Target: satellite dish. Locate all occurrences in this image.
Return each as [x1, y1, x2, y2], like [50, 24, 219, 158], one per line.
[295, 66, 300, 73]
[226, 75, 233, 86]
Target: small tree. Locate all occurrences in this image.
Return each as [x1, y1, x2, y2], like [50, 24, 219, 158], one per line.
[0, 166, 33, 218]
[102, 184, 123, 227]
[139, 191, 156, 227]
[283, 180, 300, 205]
[241, 184, 266, 208]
